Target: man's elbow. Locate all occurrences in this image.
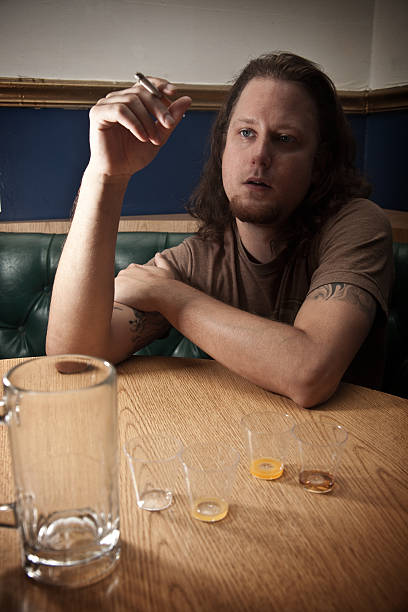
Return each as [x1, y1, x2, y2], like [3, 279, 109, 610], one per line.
[286, 366, 341, 408]
[45, 330, 112, 363]
[45, 331, 62, 356]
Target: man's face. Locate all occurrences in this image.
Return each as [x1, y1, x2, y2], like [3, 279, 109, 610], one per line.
[221, 77, 320, 228]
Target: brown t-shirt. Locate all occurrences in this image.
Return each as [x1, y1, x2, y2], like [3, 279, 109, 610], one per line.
[155, 199, 394, 389]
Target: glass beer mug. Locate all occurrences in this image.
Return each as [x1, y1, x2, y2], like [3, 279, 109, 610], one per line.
[0, 355, 120, 588]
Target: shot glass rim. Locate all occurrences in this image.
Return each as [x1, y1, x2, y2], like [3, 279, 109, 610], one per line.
[241, 410, 294, 434]
[124, 433, 183, 464]
[292, 420, 348, 448]
[3, 354, 115, 396]
[180, 442, 240, 473]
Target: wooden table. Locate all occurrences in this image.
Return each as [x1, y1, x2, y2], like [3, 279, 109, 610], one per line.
[1, 356, 407, 611]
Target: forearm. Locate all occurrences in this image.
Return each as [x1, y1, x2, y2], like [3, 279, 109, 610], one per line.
[47, 77, 191, 361]
[153, 282, 339, 406]
[46, 166, 130, 358]
[110, 303, 171, 363]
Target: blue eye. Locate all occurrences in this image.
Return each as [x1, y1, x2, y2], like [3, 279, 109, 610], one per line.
[279, 134, 294, 143]
[239, 128, 254, 138]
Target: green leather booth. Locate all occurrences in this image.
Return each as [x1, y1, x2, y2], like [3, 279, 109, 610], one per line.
[1, 231, 407, 398]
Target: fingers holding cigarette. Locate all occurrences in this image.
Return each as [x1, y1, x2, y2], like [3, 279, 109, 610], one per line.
[133, 73, 191, 133]
[134, 73, 173, 107]
[133, 74, 176, 132]
[94, 73, 191, 146]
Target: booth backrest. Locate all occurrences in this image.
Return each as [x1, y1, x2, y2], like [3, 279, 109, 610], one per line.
[0, 231, 208, 361]
[0, 231, 407, 397]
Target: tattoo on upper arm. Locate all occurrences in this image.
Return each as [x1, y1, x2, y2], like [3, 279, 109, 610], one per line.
[308, 283, 376, 320]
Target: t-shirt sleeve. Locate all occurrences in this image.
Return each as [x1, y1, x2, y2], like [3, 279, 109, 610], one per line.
[307, 199, 394, 315]
[144, 238, 194, 282]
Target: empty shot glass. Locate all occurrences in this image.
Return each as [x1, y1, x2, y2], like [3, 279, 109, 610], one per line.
[292, 417, 348, 493]
[241, 411, 294, 480]
[125, 434, 183, 511]
[181, 442, 240, 523]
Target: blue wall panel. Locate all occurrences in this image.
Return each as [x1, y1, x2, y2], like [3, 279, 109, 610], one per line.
[0, 106, 406, 221]
[0, 107, 215, 221]
[123, 111, 214, 216]
[347, 115, 366, 173]
[0, 108, 89, 221]
[364, 111, 408, 212]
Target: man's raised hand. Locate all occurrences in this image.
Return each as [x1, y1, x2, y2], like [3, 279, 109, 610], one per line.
[88, 78, 192, 177]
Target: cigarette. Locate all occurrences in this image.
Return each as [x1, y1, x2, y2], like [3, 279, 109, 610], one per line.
[134, 72, 172, 107]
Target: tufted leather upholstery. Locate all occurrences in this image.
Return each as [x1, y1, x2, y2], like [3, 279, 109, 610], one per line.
[0, 232, 209, 362]
[0, 232, 407, 398]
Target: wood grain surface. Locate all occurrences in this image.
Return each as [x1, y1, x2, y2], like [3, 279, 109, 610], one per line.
[0, 356, 407, 611]
[0, 215, 200, 235]
[0, 209, 406, 242]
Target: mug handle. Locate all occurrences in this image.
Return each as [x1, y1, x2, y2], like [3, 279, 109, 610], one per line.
[0, 503, 17, 528]
[0, 398, 17, 528]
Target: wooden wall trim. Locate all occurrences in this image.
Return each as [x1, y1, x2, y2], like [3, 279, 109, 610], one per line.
[1, 210, 407, 241]
[366, 86, 408, 113]
[0, 78, 229, 111]
[0, 214, 200, 234]
[0, 78, 407, 113]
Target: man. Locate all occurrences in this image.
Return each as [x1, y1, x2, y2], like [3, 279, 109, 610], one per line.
[46, 52, 393, 407]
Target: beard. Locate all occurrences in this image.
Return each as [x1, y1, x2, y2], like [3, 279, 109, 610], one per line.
[229, 195, 282, 225]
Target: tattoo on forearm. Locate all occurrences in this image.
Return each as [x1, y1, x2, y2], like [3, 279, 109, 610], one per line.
[113, 304, 170, 357]
[129, 309, 147, 340]
[127, 308, 170, 349]
[309, 283, 376, 319]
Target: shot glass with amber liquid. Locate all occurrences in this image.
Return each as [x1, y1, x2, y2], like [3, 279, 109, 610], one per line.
[293, 417, 348, 494]
[180, 442, 239, 523]
[241, 411, 294, 481]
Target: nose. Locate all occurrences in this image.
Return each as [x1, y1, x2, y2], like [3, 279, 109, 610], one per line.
[251, 136, 273, 167]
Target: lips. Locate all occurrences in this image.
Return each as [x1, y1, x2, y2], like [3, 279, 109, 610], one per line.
[244, 177, 271, 188]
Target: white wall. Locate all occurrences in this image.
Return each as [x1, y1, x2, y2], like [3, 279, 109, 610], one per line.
[0, 0, 406, 90]
[370, 0, 408, 89]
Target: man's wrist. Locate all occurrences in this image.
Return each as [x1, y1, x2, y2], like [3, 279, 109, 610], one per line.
[84, 163, 133, 187]
[152, 279, 201, 320]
